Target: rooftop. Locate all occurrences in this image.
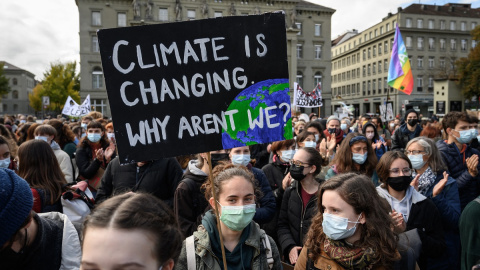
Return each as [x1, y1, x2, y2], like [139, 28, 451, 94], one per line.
[401, 3, 480, 18]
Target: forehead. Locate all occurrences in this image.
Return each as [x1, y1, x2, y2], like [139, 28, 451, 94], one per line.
[322, 190, 355, 211]
[328, 120, 340, 125]
[407, 142, 424, 150]
[407, 112, 417, 118]
[351, 141, 367, 148]
[232, 146, 249, 152]
[88, 128, 102, 132]
[455, 120, 470, 128]
[390, 158, 410, 169]
[307, 127, 319, 134]
[220, 176, 254, 197]
[365, 126, 375, 132]
[293, 148, 309, 162]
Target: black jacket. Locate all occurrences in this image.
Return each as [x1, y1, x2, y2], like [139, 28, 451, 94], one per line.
[277, 180, 318, 258]
[391, 123, 422, 151]
[95, 156, 183, 208]
[174, 161, 210, 239]
[75, 142, 114, 180]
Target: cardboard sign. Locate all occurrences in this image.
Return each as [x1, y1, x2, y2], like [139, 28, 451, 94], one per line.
[62, 95, 91, 117]
[293, 82, 323, 108]
[98, 13, 291, 163]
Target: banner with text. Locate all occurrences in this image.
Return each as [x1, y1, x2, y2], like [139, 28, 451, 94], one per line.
[62, 95, 91, 117]
[98, 13, 291, 163]
[293, 82, 323, 108]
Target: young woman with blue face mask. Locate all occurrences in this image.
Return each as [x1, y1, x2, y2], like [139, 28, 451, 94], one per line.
[175, 164, 282, 270]
[0, 135, 17, 171]
[76, 121, 116, 193]
[295, 173, 399, 270]
[406, 137, 461, 270]
[296, 131, 317, 149]
[325, 133, 379, 185]
[228, 146, 276, 226]
[277, 147, 323, 265]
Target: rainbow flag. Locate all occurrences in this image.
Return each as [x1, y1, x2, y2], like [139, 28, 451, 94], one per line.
[388, 25, 413, 95]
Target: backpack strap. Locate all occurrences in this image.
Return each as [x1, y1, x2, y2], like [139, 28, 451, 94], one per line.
[261, 235, 274, 269]
[186, 235, 196, 270]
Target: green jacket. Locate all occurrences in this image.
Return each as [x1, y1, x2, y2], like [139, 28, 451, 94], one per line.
[174, 222, 282, 270]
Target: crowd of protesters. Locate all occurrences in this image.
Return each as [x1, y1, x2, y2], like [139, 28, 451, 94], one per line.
[0, 109, 479, 270]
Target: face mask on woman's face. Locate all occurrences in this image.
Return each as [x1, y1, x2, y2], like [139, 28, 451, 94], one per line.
[0, 157, 10, 168]
[387, 176, 412, 191]
[231, 154, 250, 167]
[408, 154, 426, 170]
[290, 164, 308, 181]
[352, 152, 367, 164]
[322, 213, 362, 240]
[280, 149, 295, 163]
[341, 124, 347, 130]
[87, 133, 102, 143]
[217, 202, 256, 231]
[304, 141, 316, 148]
[365, 132, 374, 140]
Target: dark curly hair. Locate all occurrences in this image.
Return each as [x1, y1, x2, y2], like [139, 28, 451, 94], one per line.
[304, 173, 398, 267]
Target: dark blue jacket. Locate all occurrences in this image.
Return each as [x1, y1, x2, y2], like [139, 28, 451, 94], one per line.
[391, 123, 422, 151]
[436, 140, 480, 209]
[251, 167, 276, 224]
[424, 171, 461, 270]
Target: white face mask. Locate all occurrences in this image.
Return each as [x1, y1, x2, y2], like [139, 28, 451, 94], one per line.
[280, 149, 295, 163]
[365, 132, 374, 139]
[107, 132, 115, 140]
[304, 141, 316, 148]
[35, 136, 48, 142]
[231, 154, 250, 167]
[314, 134, 320, 142]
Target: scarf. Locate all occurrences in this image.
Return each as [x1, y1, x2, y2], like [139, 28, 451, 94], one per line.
[324, 129, 344, 145]
[323, 238, 378, 270]
[412, 167, 436, 196]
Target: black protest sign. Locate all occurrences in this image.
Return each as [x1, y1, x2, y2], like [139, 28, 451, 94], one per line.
[98, 13, 292, 164]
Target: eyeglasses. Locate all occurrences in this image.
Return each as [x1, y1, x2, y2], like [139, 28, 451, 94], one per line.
[404, 150, 425, 155]
[389, 168, 413, 176]
[290, 160, 311, 167]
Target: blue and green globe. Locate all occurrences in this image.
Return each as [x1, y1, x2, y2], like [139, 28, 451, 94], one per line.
[222, 78, 292, 148]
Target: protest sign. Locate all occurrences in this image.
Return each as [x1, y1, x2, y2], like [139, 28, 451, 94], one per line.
[62, 95, 91, 117]
[98, 13, 291, 163]
[293, 82, 323, 108]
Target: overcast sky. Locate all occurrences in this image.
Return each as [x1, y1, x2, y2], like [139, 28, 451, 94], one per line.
[0, 0, 479, 80]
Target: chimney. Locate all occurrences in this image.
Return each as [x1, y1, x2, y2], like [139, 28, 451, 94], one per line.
[388, 12, 392, 17]
[398, 7, 403, 12]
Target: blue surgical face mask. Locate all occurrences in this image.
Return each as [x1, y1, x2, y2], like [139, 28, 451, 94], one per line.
[35, 136, 48, 142]
[107, 132, 115, 141]
[454, 129, 473, 144]
[352, 152, 367, 164]
[314, 134, 320, 142]
[322, 213, 362, 240]
[0, 157, 10, 169]
[304, 141, 316, 148]
[81, 123, 88, 129]
[280, 149, 294, 163]
[341, 123, 347, 131]
[471, 129, 478, 138]
[408, 154, 426, 169]
[217, 202, 256, 231]
[231, 154, 250, 167]
[20, 120, 26, 124]
[87, 133, 102, 143]
[81, 133, 87, 138]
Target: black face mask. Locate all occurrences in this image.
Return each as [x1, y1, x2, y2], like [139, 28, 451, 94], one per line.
[328, 128, 337, 135]
[290, 164, 307, 181]
[211, 153, 229, 168]
[407, 119, 418, 127]
[387, 176, 412, 191]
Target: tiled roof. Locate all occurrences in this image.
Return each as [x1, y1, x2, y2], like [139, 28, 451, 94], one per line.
[402, 3, 480, 18]
[0, 61, 23, 71]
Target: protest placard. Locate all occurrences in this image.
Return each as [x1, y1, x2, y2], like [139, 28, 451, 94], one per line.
[293, 82, 323, 108]
[62, 95, 91, 117]
[98, 13, 291, 163]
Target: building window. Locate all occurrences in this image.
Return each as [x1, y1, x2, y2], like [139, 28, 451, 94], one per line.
[314, 24, 321, 36]
[314, 45, 322, 59]
[187, 10, 196, 20]
[417, 37, 424, 50]
[406, 36, 412, 48]
[386, 23, 390, 32]
[406, 18, 412, 28]
[380, 26, 384, 34]
[472, 22, 478, 30]
[363, 65, 366, 77]
[368, 64, 371, 75]
[461, 22, 466, 31]
[2, 104, 6, 112]
[378, 61, 382, 73]
[295, 22, 302, 35]
[363, 50, 366, 60]
[159, 8, 168, 21]
[440, 38, 446, 50]
[461, 39, 467, 51]
[296, 44, 302, 58]
[117, 12, 127, 27]
[417, 76, 423, 91]
[417, 56, 423, 68]
[378, 43, 382, 54]
[92, 11, 101, 26]
[13, 104, 18, 112]
[428, 76, 434, 89]
[417, 19, 423, 29]
[12, 78, 17, 86]
[296, 71, 303, 86]
[92, 36, 99, 52]
[451, 39, 457, 50]
[373, 63, 377, 74]
[369, 32, 372, 39]
[428, 19, 434, 29]
[473, 40, 477, 48]
[384, 41, 388, 53]
[384, 59, 388, 72]
[12, 90, 18, 99]
[440, 57, 445, 68]
[92, 99, 107, 115]
[374, 29, 378, 37]
[440, 20, 446, 30]
[450, 21, 456, 31]
[373, 46, 376, 57]
[92, 67, 103, 89]
[428, 38, 435, 50]
[314, 72, 322, 87]
[214, 11, 222, 18]
[368, 48, 371, 58]
[373, 80, 376, 92]
[428, 57, 434, 68]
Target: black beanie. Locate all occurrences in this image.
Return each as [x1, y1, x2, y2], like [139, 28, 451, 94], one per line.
[405, 109, 419, 118]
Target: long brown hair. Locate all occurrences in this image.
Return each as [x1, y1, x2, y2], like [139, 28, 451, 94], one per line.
[18, 140, 66, 204]
[48, 119, 76, 148]
[330, 132, 377, 176]
[83, 193, 183, 265]
[304, 173, 398, 267]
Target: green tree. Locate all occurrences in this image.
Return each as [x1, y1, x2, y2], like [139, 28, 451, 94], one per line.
[456, 26, 480, 101]
[28, 61, 80, 113]
[0, 62, 11, 98]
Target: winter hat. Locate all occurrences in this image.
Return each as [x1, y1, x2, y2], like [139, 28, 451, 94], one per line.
[327, 115, 340, 124]
[0, 168, 33, 247]
[405, 109, 419, 118]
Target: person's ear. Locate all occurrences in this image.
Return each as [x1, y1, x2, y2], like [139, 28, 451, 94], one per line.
[208, 197, 216, 209]
[446, 127, 452, 136]
[161, 259, 175, 270]
[309, 165, 316, 175]
[359, 212, 366, 224]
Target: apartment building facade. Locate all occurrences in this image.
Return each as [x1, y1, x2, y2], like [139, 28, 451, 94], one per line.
[331, 3, 480, 118]
[76, 0, 335, 117]
[0, 61, 36, 115]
